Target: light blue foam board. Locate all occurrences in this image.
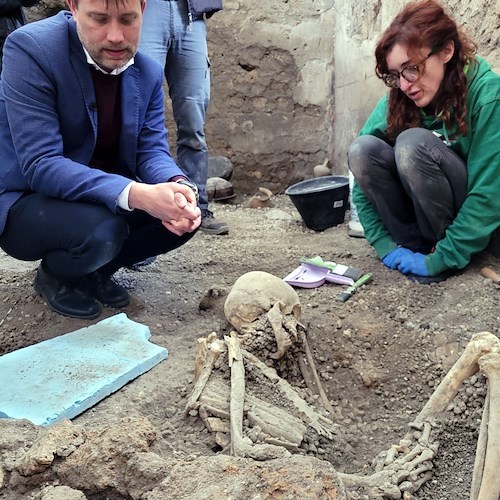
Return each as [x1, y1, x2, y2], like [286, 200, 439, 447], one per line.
[0, 313, 168, 425]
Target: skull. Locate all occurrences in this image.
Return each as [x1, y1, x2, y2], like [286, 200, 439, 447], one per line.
[224, 271, 301, 359]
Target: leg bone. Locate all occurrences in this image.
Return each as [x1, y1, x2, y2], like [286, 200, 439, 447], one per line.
[476, 351, 500, 500]
[470, 389, 490, 500]
[416, 332, 499, 423]
[226, 332, 290, 460]
[185, 337, 226, 412]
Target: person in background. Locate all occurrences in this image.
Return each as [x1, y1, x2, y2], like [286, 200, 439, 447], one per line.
[0, 0, 201, 319]
[139, 0, 229, 236]
[348, 0, 500, 284]
[0, 0, 40, 72]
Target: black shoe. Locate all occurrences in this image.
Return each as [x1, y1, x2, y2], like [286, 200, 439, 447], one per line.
[34, 265, 101, 319]
[200, 209, 229, 235]
[126, 256, 156, 271]
[87, 272, 130, 308]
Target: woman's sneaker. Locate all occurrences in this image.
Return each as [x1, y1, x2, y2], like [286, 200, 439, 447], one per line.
[348, 204, 365, 238]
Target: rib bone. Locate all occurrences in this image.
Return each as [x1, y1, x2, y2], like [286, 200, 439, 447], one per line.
[242, 348, 336, 439]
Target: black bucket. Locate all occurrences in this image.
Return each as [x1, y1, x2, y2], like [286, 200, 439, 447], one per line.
[285, 175, 349, 231]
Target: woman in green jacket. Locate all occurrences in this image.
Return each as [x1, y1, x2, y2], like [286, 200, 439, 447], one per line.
[348, 0, 500, 283]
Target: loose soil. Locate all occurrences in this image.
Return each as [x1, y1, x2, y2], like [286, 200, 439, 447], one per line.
[0, 194, 499, 499]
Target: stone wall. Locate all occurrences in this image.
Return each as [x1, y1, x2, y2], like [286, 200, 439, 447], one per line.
[206, 0, 336, 193]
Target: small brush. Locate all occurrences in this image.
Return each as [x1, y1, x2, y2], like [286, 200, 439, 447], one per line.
[300, 255, 364, 281]
[337, 272, 373, 302]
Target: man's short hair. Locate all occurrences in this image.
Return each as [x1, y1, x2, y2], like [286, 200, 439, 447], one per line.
[72, 0, 146, 9]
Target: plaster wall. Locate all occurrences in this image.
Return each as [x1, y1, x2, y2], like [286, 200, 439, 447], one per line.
[333, 0, 500, 174]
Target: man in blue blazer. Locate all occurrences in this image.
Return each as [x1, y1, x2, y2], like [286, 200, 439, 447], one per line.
[0, 0, 201, 319]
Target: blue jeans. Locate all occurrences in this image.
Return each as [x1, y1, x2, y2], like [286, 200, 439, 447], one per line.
[139, 0, 210, 209]
[348, 128, 467, 252]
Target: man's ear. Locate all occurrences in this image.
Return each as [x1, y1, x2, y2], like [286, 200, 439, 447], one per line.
[441, 41, 455, 64]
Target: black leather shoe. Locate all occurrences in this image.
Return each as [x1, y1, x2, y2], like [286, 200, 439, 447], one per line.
[34, 265, 101, 319]
[87, 272, 130, 308]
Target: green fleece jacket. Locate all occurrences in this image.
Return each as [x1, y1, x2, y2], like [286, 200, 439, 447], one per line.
[353, 56, 500, 275]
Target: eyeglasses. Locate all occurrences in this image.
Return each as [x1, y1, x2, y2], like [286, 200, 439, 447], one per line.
[381, 51, 434, 89]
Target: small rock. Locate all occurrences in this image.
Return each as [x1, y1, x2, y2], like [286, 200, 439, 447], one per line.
[208, 156, 233, 180]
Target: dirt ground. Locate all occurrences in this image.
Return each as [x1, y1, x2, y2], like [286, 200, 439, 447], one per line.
[0, 193, 499, 499]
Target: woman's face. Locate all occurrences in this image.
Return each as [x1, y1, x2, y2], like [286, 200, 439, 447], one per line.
[386, 42, 454, 108]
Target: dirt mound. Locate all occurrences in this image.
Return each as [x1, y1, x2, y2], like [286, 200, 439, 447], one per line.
[1, 195, 498, 499]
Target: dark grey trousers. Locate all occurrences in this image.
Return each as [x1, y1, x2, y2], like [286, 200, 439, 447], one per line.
[348, 128, 467, 253]
[0, 193, 196, 279]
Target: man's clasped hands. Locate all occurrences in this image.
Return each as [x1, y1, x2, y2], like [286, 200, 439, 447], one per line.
[129, 181, 201, 236]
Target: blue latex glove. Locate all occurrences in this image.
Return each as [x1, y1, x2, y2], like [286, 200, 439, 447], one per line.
[381, 247, 414, 269]
[397, 252, 429, 276]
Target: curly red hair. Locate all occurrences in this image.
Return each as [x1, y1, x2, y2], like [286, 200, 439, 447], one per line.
[375, 0, 476, 142]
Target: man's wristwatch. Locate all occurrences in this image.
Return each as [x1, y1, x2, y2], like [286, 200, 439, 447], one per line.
[175, 179, 199, 202]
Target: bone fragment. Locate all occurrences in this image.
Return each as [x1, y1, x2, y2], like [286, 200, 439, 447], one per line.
[199, 393, 229, 412]
[267, 301, 292, 359]
[479, 266, 500, 284]
[262, 437, 300, 452]
[470, 389, 490, 500]
[338, 472, 402, 500]
[416, 332, 500, 423]
[374, 451, 388, 472]
[245, 393, 306, 434]
[194, 332, 218, 380]
[185, 338, 226, 411]
[476, 352, 500, 500]
[408, 462, 433, 482]
[407, 471, 433, 493]
[198, 403, 230, 420]
[226, 333, 290, 460]
[384, 445, 399, 466]
[227, 332, 245, 454]
[242, 348, 336, 439]
[298, 329, 338, 417]
[206, 417, 230, 434]
[258, 186, 273, 199]
[247, 410, 303, 446]
[340, 431, 439, 499]
[417, 421, 432, 446]
[215, 432, 230, 449]
[403, 447, 435, 471]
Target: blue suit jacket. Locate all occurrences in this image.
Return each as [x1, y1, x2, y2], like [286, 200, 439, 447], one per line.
[0, 11, 184, 234]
